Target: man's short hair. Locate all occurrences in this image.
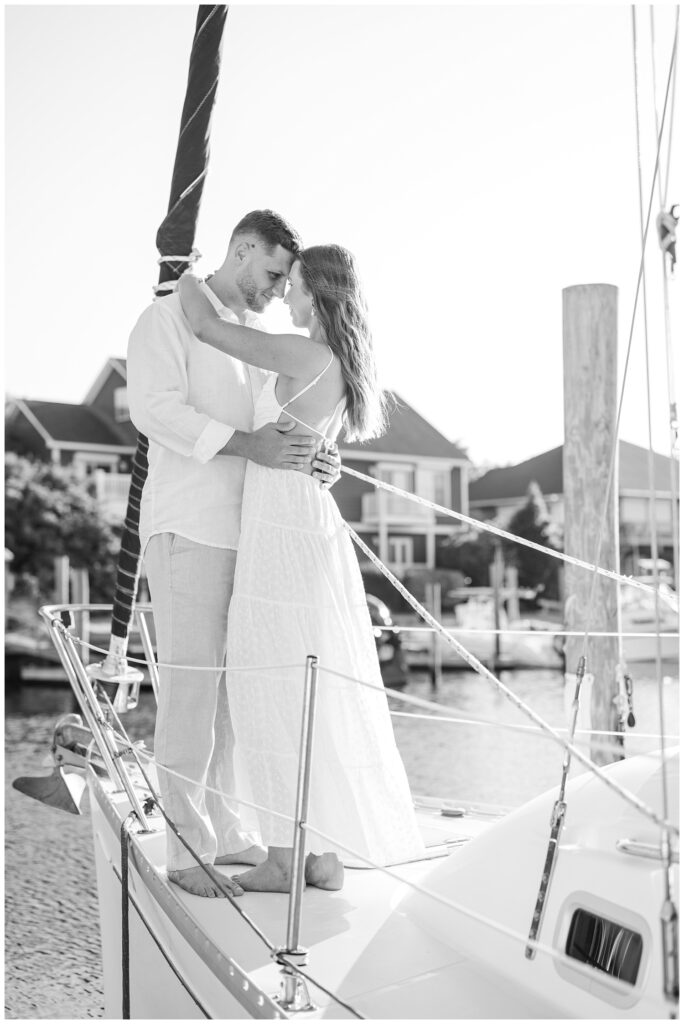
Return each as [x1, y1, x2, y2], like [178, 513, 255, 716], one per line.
[230, 210, 302, 256]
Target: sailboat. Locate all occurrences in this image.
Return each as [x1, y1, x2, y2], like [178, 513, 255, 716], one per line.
[12, 5, 679, 1019]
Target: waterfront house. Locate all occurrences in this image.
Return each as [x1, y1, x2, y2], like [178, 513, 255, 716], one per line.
[468, 441, 679, 575]
[6, 359, 469, 573]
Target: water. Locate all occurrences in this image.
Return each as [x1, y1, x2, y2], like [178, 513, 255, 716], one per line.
[4, 665, 679, 1019]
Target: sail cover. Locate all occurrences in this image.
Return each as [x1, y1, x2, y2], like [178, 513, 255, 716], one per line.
[110, 5, 228, 645]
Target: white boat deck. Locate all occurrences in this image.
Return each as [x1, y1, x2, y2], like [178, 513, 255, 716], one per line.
[96, 767, 544, 1019]
[220, 828, 547, 1019]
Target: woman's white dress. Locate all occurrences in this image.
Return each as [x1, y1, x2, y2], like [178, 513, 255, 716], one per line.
[226, 373, 425, 866]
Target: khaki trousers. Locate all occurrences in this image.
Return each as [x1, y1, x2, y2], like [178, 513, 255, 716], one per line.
[144, 533, 257, 870]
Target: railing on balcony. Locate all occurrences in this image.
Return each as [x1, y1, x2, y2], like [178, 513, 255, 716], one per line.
[361, 491, 434, 524]
[94, 470, 132, 522]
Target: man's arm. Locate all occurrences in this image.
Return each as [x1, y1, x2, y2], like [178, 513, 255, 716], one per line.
[127, 301, 232, 461]
[127, 301, 316, 468]
[221, 421, 317, 471]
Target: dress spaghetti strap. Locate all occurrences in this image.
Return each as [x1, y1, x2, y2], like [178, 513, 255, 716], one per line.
[285, 395, 346, 441]
[281, 346, 334, 409]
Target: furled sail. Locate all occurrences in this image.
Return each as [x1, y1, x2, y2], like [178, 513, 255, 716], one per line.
[94, 5, 228, 681]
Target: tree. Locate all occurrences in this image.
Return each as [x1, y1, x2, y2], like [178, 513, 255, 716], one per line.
[437, 528, 496, 587]
[5, 453, 120, 602]
[503, 481, 562, 600]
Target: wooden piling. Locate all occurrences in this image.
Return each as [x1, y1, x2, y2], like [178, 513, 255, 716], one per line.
[562, 284, 621, 765]
[54, 555, 70, 604]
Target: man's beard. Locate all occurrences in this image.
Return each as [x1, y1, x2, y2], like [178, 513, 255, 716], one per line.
[237, 269, 268, 313]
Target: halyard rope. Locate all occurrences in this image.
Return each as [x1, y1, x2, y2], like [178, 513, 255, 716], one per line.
[340, 466, 660, 596]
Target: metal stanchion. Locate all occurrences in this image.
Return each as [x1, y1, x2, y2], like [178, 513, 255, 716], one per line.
[427, 582, 442, 689]
[135, 608, 160, 703]
[276, 655, 319, 1013]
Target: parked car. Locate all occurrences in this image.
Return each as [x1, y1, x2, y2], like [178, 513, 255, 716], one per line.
[366, 593, 409, 690]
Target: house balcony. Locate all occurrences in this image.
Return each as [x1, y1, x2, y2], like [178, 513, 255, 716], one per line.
[361, 491, 434, 525]
[94, 470, 131, 524]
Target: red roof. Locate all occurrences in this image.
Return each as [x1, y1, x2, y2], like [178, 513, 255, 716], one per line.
[344, 393, 467, 460]
[470, 440, 678, 502]
[16, 400, 132, 447]
[15, 365, 465, 462]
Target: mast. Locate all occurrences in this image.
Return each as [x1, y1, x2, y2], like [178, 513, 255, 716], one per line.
[92, 5, 228, 682]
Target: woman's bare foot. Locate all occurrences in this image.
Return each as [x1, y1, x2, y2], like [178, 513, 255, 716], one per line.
[305, 852, 344, 890]
[215, 843, 267, 866]
[236, 848, 344, 892]
[235, 859, 292, 892]
[168, 864, 244, 898]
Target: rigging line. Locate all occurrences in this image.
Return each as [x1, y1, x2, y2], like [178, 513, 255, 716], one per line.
[654, 7, 681, 589]
[576, 8, 679, 679]
[322, 658, 677, 835]
[649, 8, 664, 207]
[335, 532, 678, 836]
[67, 622, 681, 667]
[301, 823, 582, 967]
[651, 6, 680, 206]
[382, 625, 678, 639]
[328, 665, 678, 744]
[389, 710, 678, 746]
[69, 633, 304, 674]
[340, 466, 657, 595]
[109, 860, 211, 1018]
[633, 4, 664, 688]
[661, 249, 680, 587]
[126, 746, 295, 826]
[663, 11, 678, 205]
[633, 6, 675, 854]
[648, 7, 669, 210]
[109, 704, 676, 781]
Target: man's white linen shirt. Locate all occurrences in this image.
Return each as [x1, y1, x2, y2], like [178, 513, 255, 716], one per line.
[127, 284, 269, 553]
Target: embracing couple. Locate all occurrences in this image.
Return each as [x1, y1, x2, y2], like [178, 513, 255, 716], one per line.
[127, 210, 424, 898]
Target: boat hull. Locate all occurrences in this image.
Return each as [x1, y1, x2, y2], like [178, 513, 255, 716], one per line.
[89, 773, 287, 1019]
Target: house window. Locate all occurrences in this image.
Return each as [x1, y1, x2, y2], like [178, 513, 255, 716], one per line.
[388, 537, 413, 570]
[113, 386, 129, 423]
[72, 452, 120, 479]
[432, 470, 451, 508]
[377, 464, 415, 494]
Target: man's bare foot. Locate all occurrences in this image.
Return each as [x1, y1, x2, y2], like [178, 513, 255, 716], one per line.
[305, 852, 344, 891]
[215, 843, 267, 867]
[234, 859, 292, 892]
[168, 864, 244, 898]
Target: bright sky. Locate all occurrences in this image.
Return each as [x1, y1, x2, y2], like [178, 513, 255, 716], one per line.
[4, 2, 682, 467]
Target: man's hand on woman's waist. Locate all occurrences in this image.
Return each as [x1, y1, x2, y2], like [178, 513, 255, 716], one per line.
[221, 420, 316, 471]
[221, 421, 341, 488]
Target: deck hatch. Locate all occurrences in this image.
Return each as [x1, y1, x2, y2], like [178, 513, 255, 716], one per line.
[565, 908, 643, 985]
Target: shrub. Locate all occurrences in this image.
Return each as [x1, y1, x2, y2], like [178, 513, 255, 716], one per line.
[5, 453, 121, 603]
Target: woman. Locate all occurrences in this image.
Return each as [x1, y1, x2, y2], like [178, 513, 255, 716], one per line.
[179, 245, 424, 892]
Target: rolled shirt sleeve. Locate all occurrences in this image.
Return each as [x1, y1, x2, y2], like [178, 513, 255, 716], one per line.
[127, 300, 236, 461]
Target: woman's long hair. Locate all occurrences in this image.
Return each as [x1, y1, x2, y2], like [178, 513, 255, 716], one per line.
[298, 244, 389, 442]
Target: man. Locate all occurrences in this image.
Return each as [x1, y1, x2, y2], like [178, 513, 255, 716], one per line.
[127, 210, 339, 898]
